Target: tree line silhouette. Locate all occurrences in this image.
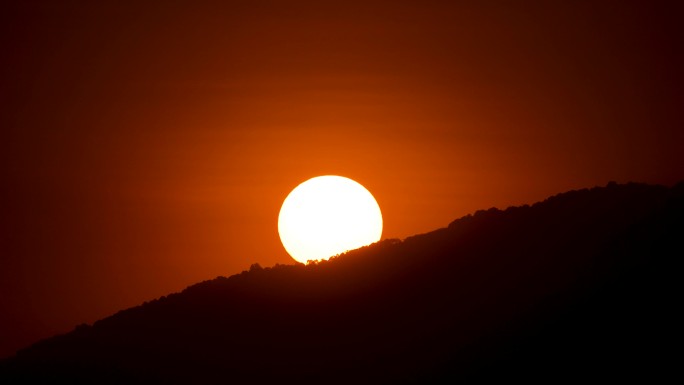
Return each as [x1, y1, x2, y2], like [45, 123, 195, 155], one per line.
[1, 181, 681, 383]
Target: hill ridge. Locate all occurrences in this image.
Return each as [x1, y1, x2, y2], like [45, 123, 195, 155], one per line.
[2, 181, 681, 383]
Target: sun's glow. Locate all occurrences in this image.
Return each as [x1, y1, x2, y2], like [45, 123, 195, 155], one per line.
[278, 175, 383, 263]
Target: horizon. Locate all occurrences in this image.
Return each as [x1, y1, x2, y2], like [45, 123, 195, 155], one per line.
[3, 179, 679, 382]
[3, 179, 680, 359]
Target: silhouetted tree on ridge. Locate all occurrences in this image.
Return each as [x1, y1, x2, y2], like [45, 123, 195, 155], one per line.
[1, 181, 681, 384]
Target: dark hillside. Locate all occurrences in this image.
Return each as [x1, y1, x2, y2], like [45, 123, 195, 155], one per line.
[1, 182, 681, 383]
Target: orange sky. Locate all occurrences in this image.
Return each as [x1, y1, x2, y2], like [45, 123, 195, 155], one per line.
[1, 1, 683, 357]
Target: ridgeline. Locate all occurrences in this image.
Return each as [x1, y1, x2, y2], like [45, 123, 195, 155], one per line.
[2, 181, 681, 383]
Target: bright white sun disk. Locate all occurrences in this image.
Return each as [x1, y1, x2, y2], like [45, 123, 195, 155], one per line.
[278, 175, 383, 263]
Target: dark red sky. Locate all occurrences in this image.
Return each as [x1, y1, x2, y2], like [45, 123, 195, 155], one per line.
[1, 1, 682, 358]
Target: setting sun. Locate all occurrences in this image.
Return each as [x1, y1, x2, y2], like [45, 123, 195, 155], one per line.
[278, 176, 383, 263]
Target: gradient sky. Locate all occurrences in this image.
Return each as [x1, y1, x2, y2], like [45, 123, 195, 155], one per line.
[1, 1, 682, 358]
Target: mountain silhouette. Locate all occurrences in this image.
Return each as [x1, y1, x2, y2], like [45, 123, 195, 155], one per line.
[1, 182, 681, 384]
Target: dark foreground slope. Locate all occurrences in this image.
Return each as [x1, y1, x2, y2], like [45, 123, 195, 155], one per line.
[2, 182, 682, 384]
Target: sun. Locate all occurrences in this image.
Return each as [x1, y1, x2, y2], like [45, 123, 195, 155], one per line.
[278, 175, 383, 263]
